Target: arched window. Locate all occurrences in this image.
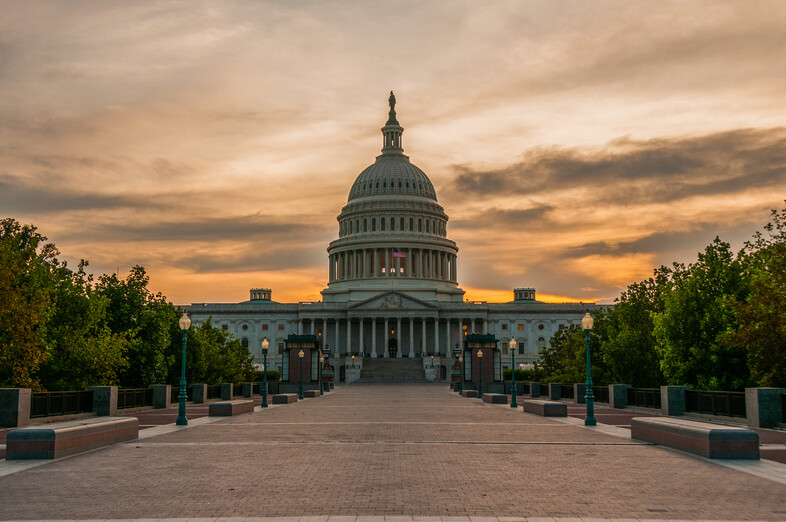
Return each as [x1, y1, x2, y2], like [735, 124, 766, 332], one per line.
[426, 220, 430, 233]
[391, 218, 395, 231]
[418, 219, 422, 231]
[241, 337, 249, 349]
[364, 219, 368, 232]
[409, 218, 413, 231]
[400, 217, 404, 230]
[537, 337, 546, 353]
[381, 218, 386, 231]
[372, 218, 376, 231]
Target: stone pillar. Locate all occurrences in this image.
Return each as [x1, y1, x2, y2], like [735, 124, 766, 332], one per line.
[609, 384, 631, 409]
[371, 317, 377, 358]
[383, 318, 389, 357]
[347, 318, 352, 355]
[574, 383, 586, 404]
[334, 320, 340, 358]
[746, 388, 786, 428]
[220, 383, 233, 400]
[660, 385, 688, 416]
[240, 382, 253, 398]
[434, 318, 439, 356]
[191, 384, 207, 404]
[90, 386, 118, 416]
[528, 382, 541, 398]
[0, 388, 31, 427]
[408, 316, 415, 357]
[549, 383, 562, 401]
[397, 317, 402, 358]
[149, 385, 171, 409]
[359, 319, 365, 356]
[421, 318, 427, 357]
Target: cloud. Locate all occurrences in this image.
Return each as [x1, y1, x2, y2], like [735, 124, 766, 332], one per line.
[444, 128, 786, 206]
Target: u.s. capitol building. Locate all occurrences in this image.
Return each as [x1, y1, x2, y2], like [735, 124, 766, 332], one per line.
[188, 94, 600, 380]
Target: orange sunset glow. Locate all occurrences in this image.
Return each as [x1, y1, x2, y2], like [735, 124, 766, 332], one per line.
[2, 2, 786, 306]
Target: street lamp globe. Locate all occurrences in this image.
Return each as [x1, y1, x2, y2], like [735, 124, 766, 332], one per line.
[582, 312, 594, 331]
[298, 350, 304, 358]
[477, 350, 483, 359]
[179, 312, 191, 331]
[260, 337, 270, 408]
[261, 338, 269, 351]
[509, 338, 517, 351]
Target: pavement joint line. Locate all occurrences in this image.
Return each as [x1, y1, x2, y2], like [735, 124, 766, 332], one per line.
[129, 440, 651, 446]
[0, 518, 773, 522]
[193, 422, 572, 426]
[0, 515, 772, 522]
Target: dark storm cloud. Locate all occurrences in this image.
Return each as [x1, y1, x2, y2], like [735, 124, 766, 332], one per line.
[445, 128, 786, 205]
[169, 245, 328, 274]
[451, 204, 555, 231]
[0, 172, 154, 213]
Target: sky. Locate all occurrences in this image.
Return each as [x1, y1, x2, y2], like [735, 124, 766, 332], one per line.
[1, 0, 785, 305]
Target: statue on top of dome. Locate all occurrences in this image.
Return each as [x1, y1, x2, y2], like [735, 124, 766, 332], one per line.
[386, 91, 399, 126]
[389, 91, 396, 110]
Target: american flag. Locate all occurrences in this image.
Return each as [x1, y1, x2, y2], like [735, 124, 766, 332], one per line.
[393, 249, 407, 258]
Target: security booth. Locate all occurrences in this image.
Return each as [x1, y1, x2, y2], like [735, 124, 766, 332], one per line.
[283, 334, 322, 386]
[463, 334, 500, 392]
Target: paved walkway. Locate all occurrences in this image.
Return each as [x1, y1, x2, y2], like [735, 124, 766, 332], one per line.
[1, 384, 785, 521]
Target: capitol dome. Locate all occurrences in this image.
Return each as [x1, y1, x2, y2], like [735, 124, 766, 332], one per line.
[322, 93, 464, 304]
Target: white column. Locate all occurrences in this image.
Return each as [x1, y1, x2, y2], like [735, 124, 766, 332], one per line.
[347, 318, 352, 356]
[397, 317, 402, 358]
[408, 316, 414, 357]
[334, 320, 339, 358]
[434, 318, 439, 356]
[471, 318, 476, 334]
[384, 318, 389, 358]
[421, 318, 427, 356]
[359, 318, 364, 356]
[371, 318, 377, 358]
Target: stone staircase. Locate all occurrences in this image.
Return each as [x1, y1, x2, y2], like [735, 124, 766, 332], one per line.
[355, 357, 428, 383]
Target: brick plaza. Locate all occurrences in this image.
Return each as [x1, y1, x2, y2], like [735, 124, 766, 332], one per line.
[1, 384, 785, 521]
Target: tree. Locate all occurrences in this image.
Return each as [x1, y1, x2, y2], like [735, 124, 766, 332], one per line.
[599, 267, 669, 387]
[0, 219, 58, 389]
[96, 266, 177, 387]
[732, 205, 786, 386]
[652, 238, 751, 390]
[538, 322, 609, 385]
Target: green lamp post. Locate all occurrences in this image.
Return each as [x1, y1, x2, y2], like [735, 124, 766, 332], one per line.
[477, 349, 484, 399]
[319, 355, 324, 396]
[509, 337, 518, 408]
[458, 355, 464, 394]
[261, 338, 269, 408]
[176, 312, 191, 426]
[298, 349, 305, 400]
[582, 312, 596, 426]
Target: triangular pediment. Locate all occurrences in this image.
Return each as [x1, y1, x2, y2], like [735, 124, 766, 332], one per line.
[349, 291, 438, 311]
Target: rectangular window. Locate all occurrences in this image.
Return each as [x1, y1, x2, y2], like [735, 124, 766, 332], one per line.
[558, 324, 565, 330]
[519, 345, 525, 355]
[222, 324, 228, 330]
[500, 342, 508, 355]
[493, 351, 501, 381]
[311, 352, 318, 382]
[282, 351, 290, 382]
[501, 324, 508, 330]
[517, 323, 524, 331]
[262, 324, 269, 331]
[278, 323, 285, 331]
[463, 350, 471, 381]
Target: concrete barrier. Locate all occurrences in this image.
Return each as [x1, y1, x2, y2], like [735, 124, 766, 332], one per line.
[482, 394, 508, 404]
[6, 417, 138, 459]
[522, 399, 567, 417]
[208, 400, 255, 416]
[630, 417, 759, 459]
[272, 393, 298, 404]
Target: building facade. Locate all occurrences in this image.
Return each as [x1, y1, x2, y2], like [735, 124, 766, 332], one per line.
[188, 94, 601, 379]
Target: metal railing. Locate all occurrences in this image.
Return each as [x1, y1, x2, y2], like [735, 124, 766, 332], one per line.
[538, 383, 549, 397]
[685, 390, 746, 418]
[117, 388, 153, 409]
[30, 391, 93, 418]
[627, 388, 661, 409]
[592, 386, 609, 403]
[561, 385, 574, 400]
[233, 385, 244, 397]
[520, 382, 530, 395]
[252, 383, 260, 395]
[206, 385, 222, 400]
[170, 386, 193, 403]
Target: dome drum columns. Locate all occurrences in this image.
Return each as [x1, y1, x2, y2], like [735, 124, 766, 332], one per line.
[328, 247, 457, 284]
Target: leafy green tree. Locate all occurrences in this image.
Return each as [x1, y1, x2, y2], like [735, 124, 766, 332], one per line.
[38, 261, 128, 390]
[538, 322, 609, 385]
[0, 219, 58, 389]
[599, 267, 669, 387]
[732, 206, 786, 386]
[170, 317, 255, 385]
[652, 238, 751, 390]
[96, 266, 177, 386]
